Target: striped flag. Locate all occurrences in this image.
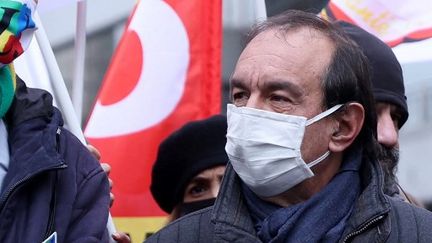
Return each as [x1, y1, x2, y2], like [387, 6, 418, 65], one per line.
[0, 0, 37, 117]
[0, 0, 36, 66]
[84, 0, 222, 241]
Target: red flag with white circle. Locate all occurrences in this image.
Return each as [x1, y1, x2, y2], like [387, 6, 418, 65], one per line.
[85, 0, 221, 240]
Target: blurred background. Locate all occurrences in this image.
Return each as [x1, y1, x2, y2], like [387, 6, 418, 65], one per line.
[36, 0, 431, 208]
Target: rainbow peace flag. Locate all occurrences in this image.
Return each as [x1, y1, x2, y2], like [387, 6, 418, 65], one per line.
[0, 0, 37, 66]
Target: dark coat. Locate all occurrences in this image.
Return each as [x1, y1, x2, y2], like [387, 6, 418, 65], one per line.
[0, 79, 110, 242]
[146, 151, 432, 242]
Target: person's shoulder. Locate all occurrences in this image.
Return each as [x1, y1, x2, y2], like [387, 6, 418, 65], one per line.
[145, 207, 214, 243]
[387, 196, 432, 238]
[388, 195, 432, 218]
[58, 127, 104, 177]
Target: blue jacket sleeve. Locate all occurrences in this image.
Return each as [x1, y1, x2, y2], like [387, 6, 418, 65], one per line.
[66, 164, 111, 242]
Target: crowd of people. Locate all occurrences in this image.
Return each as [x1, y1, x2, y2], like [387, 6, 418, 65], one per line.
[0, 1, 431, 242]
[145, 10, 432, 243]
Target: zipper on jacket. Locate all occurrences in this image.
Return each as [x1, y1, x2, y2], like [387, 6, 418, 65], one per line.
[342, 214, 385, 243]
[44, 170, 59, 239]
[0, 164, 67, 213]
[0, 127, 64, 211]
[43, 128, 62, 238]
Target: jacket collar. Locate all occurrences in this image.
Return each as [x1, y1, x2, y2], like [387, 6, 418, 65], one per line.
[341, 151, 391, 237]
[212, 147, 391, 240]
[0, 78, 65, 196]
[211, 163, 257, 237]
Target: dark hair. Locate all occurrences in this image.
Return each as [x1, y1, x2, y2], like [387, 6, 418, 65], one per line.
[245, 10, 378, 157]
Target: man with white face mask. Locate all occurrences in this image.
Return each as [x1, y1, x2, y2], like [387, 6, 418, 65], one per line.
[146, 10, 432, 243]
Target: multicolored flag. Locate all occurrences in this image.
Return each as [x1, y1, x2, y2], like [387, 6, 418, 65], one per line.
[85, 0, 222, 241]
[0, 0, 36, 117]
[321, 0, 432, 64]
[0, 0, 36, 66]
[321, 0, 432, 47]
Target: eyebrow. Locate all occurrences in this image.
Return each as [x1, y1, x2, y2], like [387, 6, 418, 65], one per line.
[189, 177, 210, 185]
[230, 78, 305, 99]
[230, 78, 248, 91]
[262, 80, 304, 98]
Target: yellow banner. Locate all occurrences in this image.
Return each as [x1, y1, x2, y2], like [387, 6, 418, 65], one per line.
[114, 217, 167, 242]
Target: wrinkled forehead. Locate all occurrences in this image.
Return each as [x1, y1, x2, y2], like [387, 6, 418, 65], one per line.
[244, 26, 332, 51]
[233, 27, 335, 87]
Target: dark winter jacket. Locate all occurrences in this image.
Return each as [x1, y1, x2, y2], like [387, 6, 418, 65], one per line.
[0, 78, 110, 242]
[146, 150, 432, 242]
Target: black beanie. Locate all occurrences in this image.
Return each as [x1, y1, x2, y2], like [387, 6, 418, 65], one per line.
[150, 115, 228, 213]
[338, 21, 409, 128]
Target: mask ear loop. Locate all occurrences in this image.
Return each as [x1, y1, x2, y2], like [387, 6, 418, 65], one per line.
[307, 151, 331, 168]
[306, 104, 344, 126]
[304, 104, 345, 168]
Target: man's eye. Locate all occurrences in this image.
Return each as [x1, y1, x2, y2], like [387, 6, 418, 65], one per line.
[270, 94, 290, 103]
[232, 92, 247, 100]
[189, 185, 207, 196]
[232, 91, 249, 105]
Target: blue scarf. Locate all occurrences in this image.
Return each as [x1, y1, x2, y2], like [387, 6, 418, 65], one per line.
[243, 149, 362, 243]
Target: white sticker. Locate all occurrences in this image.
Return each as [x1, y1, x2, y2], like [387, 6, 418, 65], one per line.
[42, 232, 57, 243]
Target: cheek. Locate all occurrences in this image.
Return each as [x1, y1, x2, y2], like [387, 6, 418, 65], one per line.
[184, 192, 212, 203]
[300, 122, 332, 163]
[183, 191, 201, 203]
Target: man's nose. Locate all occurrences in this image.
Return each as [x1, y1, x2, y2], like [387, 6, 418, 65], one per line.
[210, 184, 220, 198]
[245, 94, 262, 109]
[377, 113, 399, 148]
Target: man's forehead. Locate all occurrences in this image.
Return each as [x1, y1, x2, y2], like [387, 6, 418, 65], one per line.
[240, 26, 335, 66]
[248, 26, 330, 46]
[231, 26, 334, 91]
[376, 101, 399, 109]
[376, 101, 403, 114]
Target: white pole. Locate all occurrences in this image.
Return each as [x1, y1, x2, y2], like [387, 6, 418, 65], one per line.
[34, 12, 86, 144]
[72, 0, 87, 124]
[34, 12, 117, 241]
[255, 0, 267, 21]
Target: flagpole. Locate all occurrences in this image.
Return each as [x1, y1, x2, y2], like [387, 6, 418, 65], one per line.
[34, 12, 85, 144]
[34, 12, 117, 242]
[255, 0, 267, 21]
[72, 0, 87, 124]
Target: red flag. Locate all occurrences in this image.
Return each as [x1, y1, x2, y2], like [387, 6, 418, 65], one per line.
[85, 0, 221, 240]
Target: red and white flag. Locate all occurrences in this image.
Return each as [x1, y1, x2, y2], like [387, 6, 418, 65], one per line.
[85, 0, 221, 240]
[322, 0, 432, 63]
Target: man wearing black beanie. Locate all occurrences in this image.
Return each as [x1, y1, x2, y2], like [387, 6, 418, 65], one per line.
[338, 22, 420, 204]
[150, 115, 228, 221]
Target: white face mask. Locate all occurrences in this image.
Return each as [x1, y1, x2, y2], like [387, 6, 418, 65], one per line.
[225, 103, 343, 197]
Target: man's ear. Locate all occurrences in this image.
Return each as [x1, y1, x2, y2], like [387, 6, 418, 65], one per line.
[329, 103, 364, 152]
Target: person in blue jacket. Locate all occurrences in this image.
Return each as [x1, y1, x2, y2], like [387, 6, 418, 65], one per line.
[0, 76, 111, 242]
[0, 1, 111, 241]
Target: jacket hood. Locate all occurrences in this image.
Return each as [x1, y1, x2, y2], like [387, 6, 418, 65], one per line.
[0, 77, 65, 195]
[4, 76, 57, 129]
